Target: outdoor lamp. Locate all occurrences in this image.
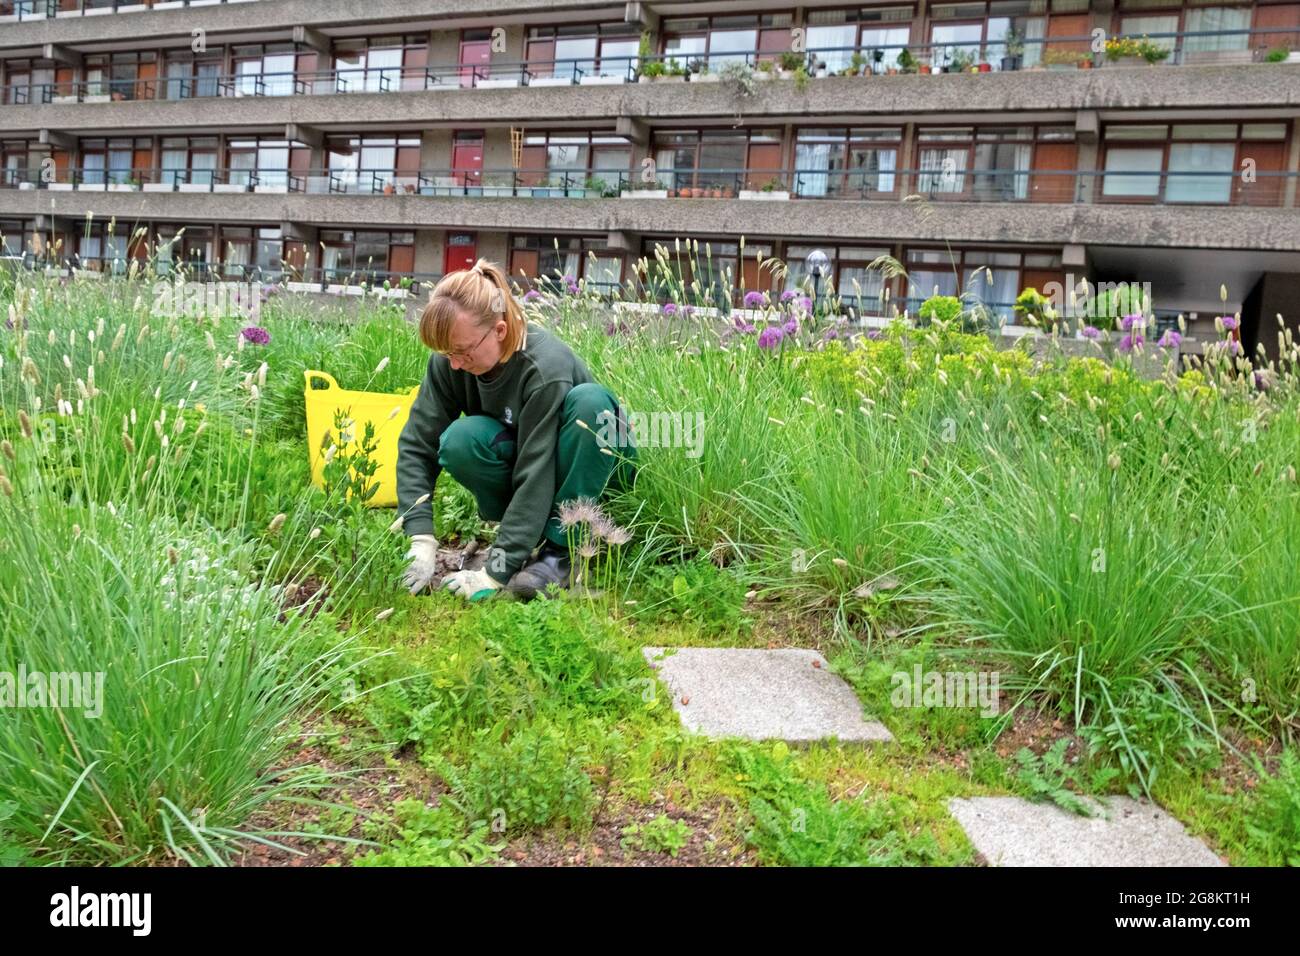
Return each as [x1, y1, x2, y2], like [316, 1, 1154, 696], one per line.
[805, 249, 831, 315]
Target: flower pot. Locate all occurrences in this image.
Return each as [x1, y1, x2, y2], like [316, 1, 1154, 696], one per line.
[919, 65, 932, 74]
[690, 187, 705, 198]
[978, 62, 992, 72]
[383, 184, 395, 195]
[1000, 55, 1021, 71]
[710, 188, 722, 198]
[721, 188, 734, 199]
[1079, 59, 1093, 69]
[677, 188, 691, 198]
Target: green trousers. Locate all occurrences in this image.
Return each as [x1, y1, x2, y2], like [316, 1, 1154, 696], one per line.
[437, 382, 637, 549]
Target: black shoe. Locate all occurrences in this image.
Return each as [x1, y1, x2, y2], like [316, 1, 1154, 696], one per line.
[505, 541, 572, 601]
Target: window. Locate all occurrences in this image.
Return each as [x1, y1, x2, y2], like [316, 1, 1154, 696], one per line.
[653, 128, 779, 192]
[327, 135, 420, 193]
[1101, 121, 1272, 203]
[1183, 6, 1252, 54]
[319, 230, 415, 283]
[795, 128, 901, 197]
[662, 14, 762, 69]
[160, 136, 219, 187]
[905, 247, 1050, 316]
[511, 235, 623, 291]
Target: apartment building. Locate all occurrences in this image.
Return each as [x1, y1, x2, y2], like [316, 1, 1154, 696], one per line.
[1, 0, 1299, 356]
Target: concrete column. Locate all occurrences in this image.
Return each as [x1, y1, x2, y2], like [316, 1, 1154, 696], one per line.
[1075, 110, 1100, 203]
[421, 129, 453, 178]
[414, 229, 442, 281]
[482, 128, 514, 186]
[898, 122, 916, 197]
[1284, 128, 1300, 209]
[477, 232, 509, 268]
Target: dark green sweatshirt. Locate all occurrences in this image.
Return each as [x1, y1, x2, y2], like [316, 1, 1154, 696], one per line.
[396, 322, 593, 584]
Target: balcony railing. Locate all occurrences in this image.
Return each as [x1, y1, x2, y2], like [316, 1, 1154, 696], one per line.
[0, 0, 262, 20]
[7, 165, 1295, 208]
[8, 26, 1294, 106]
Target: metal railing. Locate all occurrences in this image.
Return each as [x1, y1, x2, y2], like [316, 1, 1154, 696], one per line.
[6, 26, 1295, 106]
[6, 164, 1294, 208]
[1, 0, 262, 19]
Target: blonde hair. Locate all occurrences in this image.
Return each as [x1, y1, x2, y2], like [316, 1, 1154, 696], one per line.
[419, 258, 527, 360]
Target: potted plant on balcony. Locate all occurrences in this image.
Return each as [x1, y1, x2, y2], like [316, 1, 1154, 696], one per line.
[755, 60, 777, 80]
[946, 48, 976, 73]
[709, 184, 722, 198]
[1044, 48, 1089, 71]
[739, 176, 790, 200]
[844, 51, 869, 77]
[778, 51, 805, 77]
[1001, 27, 1025, 71]
[382, 181, 396, 195]
[1139, 38, 1171, 65]
[896, 48, 919, 74]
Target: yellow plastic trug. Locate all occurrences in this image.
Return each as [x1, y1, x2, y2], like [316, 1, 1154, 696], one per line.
[303, 370, 419, 507]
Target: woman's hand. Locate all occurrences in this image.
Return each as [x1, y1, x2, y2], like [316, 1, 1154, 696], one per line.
[442, 567, 502, 602]
[402, 534, 441, 594]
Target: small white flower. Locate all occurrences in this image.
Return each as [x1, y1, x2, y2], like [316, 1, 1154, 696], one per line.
[374, 356, 390, 374]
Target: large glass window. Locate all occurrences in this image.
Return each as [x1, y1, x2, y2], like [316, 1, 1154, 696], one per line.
[795, 128, 901, 198]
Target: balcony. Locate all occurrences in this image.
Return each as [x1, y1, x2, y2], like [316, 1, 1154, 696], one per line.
[6, 164, 1298, 252]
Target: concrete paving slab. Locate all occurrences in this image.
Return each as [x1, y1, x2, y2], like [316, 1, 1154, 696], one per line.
[642, 646, 893, 744]
[947, 795, 1227, 867]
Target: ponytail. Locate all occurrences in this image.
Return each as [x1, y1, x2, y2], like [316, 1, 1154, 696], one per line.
[419, 258, 528, 360]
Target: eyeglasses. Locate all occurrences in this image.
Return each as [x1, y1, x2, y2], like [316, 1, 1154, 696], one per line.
[445, 326, 493, 361]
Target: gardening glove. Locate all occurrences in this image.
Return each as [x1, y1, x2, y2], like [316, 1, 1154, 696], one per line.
[402, 534, 441, 595]
[442, 567, 502, 603]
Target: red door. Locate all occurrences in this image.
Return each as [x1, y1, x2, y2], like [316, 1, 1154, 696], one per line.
[1236, 142, 1287, 207]
[459, 41, 491, 88]
[444, 233, 477, 275]
[452, 137, 483, 188]
[1031, 142, 1077, 203]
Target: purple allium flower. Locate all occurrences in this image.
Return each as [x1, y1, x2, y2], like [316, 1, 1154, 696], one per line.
[661, 302, 678, 316]
[1157, 329, 1181, 349]
[523, 289, 542, 302]
[605, 320, 631, 336]
[757, 325, 785, 350]
[822, 327, 840, 341]
[259, 283, 278, 303]
[1220, 315, 1239, 331]
[743, 290, 766, 309]
[1120, 313, 1143, 331]
[797, 296, 812, 314]
[1254, 370, 1271, 391]
[1080, 325, 1101, 340]
[865, 329, 884, 340]
[1118, 333, 1143, 353]
[683, 305, 696, 317]
[779, 290, 798, 304]
[782, 318, 799, 336]
[1226, 337, 1241, 356]
[241, 326, 270, 345]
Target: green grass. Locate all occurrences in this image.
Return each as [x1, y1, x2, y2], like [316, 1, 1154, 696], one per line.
[2, 255, 1298, 866]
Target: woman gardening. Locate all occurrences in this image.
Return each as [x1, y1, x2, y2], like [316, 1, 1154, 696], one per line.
[396, 259, 635, 601]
